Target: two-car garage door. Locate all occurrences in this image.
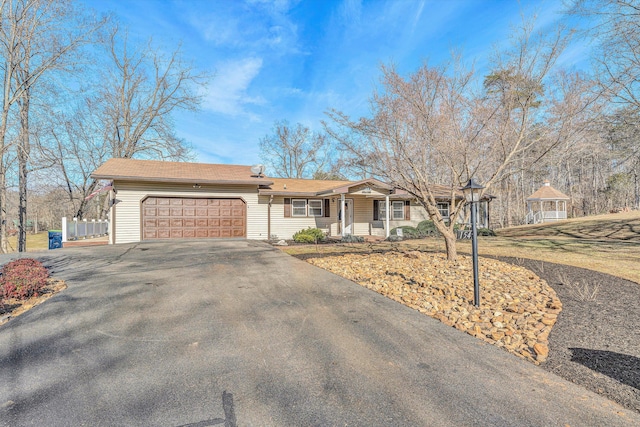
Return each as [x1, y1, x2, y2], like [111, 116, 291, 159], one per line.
[142, 197, 246, 239]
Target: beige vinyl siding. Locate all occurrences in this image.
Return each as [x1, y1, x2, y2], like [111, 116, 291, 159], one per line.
[352, 197, 373, 235]
[388, 202, 430, 229]
[268, 196, 336, 240]
[113, 181, 267, 243]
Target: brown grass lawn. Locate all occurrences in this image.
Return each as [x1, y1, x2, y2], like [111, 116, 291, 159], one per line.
[7, 232, 50, 253]
[283, 211, 640, 285]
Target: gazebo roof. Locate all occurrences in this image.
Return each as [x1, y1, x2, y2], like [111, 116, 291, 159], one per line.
[526, 180, 570, 201]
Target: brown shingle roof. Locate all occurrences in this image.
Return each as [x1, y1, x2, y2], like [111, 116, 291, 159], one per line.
[91, 158, 273, 185]
[527, 181, 570, 201]
[259, 178, 354, 196]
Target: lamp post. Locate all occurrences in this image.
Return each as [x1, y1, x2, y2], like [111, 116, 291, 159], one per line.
[461, 178, 485, 308]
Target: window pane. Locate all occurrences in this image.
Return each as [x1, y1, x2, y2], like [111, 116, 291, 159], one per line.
[308, 200, 322, 216]
[392, 201, 404, 220]
[292, 199, 306, 216]
[379, 202, 386, 219]
[437, 202, 449, 218]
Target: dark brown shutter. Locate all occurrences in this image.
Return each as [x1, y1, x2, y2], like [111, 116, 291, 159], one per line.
[373, 200, 379, 220]
[324, 199, 330, 217]
[284, 198, 291, 218]
[405, 200, 411, 220]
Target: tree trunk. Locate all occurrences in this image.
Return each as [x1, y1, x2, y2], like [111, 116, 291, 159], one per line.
[442, 229, 458, 261]
[75, 179, 99, 219]
[18, 93, 30, 252]
[0, 162, 7, 254]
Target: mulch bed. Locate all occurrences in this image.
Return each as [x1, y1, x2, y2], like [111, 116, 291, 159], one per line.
[495, 257, 639, 414]
[0, 279, 67, 327]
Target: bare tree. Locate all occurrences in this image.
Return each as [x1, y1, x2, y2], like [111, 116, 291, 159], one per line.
[0, 0, 106, 252]
[259, 120, 330, 178]
[569, 0, 640, 112]
[63, 26, 206, 219]
[325, 20, 575, 261]
[567, 1, 640, 211]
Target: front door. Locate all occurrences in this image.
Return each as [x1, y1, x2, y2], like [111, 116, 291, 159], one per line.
[344, 199, 354, 234]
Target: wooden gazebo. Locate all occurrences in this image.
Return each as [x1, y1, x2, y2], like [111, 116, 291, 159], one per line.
[526, 180, 570, 224]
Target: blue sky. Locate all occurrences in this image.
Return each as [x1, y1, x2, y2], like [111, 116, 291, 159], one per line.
[82, 0, 583, 166]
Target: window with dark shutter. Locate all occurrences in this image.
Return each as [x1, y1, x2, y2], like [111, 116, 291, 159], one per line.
[284, 198, 291, 218]
[373, 200, 379, 220]
[405, 200, 411, 220]
[324, 199, 330, 217]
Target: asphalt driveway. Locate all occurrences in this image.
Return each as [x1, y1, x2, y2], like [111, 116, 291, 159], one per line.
[0, 240, 638, 426]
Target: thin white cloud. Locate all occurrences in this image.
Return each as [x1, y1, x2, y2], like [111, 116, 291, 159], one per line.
[411, 0, 426, 34]
[185, 1, 300, 54]
[203, 57, 265, 117]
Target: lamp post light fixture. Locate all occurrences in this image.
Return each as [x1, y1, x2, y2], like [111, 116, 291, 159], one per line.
[461, 178, 485, 308]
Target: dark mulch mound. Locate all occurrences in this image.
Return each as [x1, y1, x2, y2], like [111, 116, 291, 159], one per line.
[496, 256, 640, 413]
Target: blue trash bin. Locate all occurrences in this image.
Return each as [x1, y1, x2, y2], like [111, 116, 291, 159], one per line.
[48, 230, 63, 250]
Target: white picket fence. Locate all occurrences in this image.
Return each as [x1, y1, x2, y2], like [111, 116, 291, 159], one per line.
[61, 217, 109, 242]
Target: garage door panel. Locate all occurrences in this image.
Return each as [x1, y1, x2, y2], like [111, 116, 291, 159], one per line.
[143, 197, 246, 240]
[144, 219, 157, 227]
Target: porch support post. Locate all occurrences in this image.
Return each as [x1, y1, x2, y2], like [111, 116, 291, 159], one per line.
[555, 200, 559, 220]
[340, 194, 346, 237]
[385, 195, 390, 238]
[539, 201, 543, 223]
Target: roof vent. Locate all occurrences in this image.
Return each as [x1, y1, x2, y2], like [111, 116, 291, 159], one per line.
[251, 164, 265, 177]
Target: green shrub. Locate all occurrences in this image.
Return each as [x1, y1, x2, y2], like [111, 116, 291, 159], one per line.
[1, 258, 49, 300]
[416, 220, 437, 234]
[293, 227, 326, 244]
[390, 225, 430, 239]
[341, 234, 364, 243]
[477, 228, 496, 236]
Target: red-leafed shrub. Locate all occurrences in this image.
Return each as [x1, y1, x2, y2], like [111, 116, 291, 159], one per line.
[1, 258, 49, 300]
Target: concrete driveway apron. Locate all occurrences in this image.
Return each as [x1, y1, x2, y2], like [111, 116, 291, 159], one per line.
[1, 240, 638, 426]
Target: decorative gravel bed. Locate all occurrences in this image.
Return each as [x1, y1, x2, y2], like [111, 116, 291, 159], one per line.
[299, 250, 639, 414]
[307, 251, 562, 364]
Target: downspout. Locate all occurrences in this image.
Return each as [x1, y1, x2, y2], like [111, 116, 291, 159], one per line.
[385, 194, 390, 238]
[340, 194, 345, 237]
[109, 188, 116, 245]
[268, 195, 273, 240]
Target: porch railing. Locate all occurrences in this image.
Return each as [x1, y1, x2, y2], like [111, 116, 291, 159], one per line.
[526, 211, 566, 224]
[61, 217, 109, 242]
